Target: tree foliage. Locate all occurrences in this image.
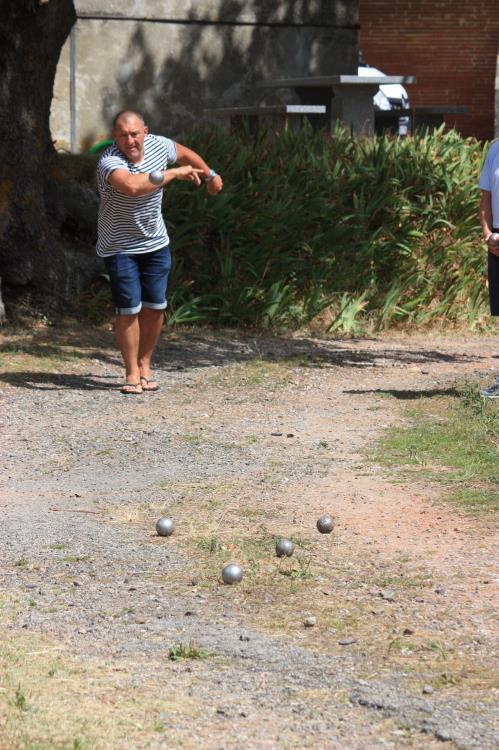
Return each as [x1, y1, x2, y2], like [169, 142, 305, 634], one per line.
[0, 0, 98, 303]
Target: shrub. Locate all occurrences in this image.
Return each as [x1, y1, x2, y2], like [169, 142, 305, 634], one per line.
[163, 123, 489, 332]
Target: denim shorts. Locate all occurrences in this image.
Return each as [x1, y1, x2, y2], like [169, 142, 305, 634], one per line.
[104, 246, 172, 315]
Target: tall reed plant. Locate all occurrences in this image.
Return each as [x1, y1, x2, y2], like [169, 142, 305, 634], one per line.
[164, 123, 489, 331]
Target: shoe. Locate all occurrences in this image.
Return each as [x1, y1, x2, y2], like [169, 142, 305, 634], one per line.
[120, 382, 143, 394]
[140, 376, 159, 392]
[480, 377, 499, 399]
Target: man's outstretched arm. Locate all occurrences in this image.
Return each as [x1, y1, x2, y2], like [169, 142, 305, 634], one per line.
[176, 143, 223, 195]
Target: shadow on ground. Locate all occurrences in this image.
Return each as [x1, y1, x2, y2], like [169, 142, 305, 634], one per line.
[0, 372, 118, 391]
[154, 333, 480, 371]
[344, 387, 462, 399]
[0, 326, 488, 393]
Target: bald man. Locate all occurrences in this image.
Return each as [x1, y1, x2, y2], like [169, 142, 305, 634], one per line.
[96, 110, 223, 394]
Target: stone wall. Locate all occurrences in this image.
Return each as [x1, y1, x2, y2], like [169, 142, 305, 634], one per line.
[51, 0, 359, 151]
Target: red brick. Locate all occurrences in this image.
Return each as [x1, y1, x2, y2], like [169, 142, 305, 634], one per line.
[359, 0, 498, 139]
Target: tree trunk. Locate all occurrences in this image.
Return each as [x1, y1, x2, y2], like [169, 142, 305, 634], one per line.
[0, 0, 99, 305]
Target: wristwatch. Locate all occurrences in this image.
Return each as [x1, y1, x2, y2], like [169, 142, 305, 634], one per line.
[203, 168, 218, 182]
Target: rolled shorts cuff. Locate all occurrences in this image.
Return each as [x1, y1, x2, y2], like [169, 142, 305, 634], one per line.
[115, 303, 142, 315]
[142, 300, 168, 310]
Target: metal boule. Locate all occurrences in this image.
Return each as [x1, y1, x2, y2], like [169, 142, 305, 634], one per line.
[316, 515, 334, 534]
[221, 563, 243, 584]
[275, 538, 294, 557]
[149, 170, 164, 185]
[155, 517, 175, 537]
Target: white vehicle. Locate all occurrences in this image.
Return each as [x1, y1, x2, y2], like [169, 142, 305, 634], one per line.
[358, 64, 410, 134]
[358, 64, 410, 110]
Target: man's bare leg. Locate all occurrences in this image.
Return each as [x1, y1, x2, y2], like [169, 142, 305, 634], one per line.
[138, 307, 164, 387]
[115, 313, 142, 389]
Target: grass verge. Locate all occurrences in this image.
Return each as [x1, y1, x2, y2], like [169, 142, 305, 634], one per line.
[373, 381, 498, 512]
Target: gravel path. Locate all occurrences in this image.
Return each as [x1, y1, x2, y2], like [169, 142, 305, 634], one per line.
[0, 329, 498, 749]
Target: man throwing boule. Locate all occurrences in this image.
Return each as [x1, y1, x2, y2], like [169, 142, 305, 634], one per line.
[96, 110, 223, 394]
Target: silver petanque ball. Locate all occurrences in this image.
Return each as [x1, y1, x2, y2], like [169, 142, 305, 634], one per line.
[221, 563, 243, 584]
[316, 515, 335, 534]
[149, 170, 164, 185]
[275, 538, 295, 557]
[155, 517, 175, 537]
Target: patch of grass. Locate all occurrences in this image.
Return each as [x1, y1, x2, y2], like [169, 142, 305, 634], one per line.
[209, 358, 300, 389]
[0, 341, 96, 375]
[14, 557, 29, 569]
[168, 641, 209, 661]
[47, 543, 68, 551]
[196, 536, 226, 554]
[374, 384, 498, 512]
[0, 630, 201, 749]
[424, 640, 448, 659]
[62, 556, 89, 564]
[279, 557, 313, 580]
[387, 637, 418, 655]
[182, 433, 203, 445]
[437, 671, 460, 687]
[376, 573, 432, 589]
[13, 684, 29, 711]
[328, 614, 359, 634]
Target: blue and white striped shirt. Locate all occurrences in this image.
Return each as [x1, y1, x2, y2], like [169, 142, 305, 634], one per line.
[96, 134, 177, 257]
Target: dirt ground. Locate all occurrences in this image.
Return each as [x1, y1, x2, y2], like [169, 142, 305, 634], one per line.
[0, 325, 498, 750]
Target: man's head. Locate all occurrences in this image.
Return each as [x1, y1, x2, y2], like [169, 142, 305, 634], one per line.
[112, 110, 148, 163]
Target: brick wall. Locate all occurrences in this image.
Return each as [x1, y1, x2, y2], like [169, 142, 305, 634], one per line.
[359, 0, 499, 140]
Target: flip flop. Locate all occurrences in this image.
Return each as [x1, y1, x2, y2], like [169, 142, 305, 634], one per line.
[120, 382, 143, 394]
[140, 376, 160, 392]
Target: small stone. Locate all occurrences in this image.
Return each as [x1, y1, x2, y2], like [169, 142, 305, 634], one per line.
[271, 432, 283, 437]
[435, 729, 453, 742]
[435, 587, 446, 595]
[239, 634, 250, 641]
[304, 616, 316, 627]
[191, 579, 198, 586]
[338, 637, 357, 646]
[422, 685, 434, 694]
[381, 590, 396, 602]
[403, 628, 414, 636]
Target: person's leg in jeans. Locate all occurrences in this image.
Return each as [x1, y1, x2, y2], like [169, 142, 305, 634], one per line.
[105, 253, 143, 393]
[104, 248, 170, 392]
[137, 247, 171, 390]
[138, 308, 164, 388]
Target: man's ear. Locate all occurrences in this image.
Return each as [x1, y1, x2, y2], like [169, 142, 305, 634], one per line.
[143, 125, 149, 135]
